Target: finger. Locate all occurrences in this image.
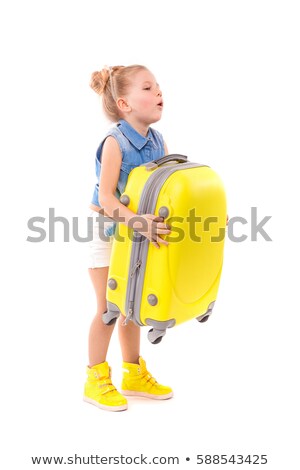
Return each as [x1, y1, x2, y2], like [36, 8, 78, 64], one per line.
[151, 240, 160, 249]
[147, 214, 159, 221]
[156, 236, 169, 246]
[156, 222, 171, 230]
[151, 223, 171, 234]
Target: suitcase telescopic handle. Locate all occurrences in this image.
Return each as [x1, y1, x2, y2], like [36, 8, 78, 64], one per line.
[143, 154, 188, 171]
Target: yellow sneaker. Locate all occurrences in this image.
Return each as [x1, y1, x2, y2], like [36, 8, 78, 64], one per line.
[83, 362, 128, 411]
[121, 357, 173, 400]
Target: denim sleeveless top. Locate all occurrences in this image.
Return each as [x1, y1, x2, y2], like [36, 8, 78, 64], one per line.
[91, 119, 165, 236]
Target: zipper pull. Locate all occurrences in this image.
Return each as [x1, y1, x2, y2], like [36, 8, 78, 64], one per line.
[130, 260, 141, 278]
[122, 308, 133, 326]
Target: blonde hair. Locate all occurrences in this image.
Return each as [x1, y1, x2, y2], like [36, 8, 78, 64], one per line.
[90, 64, 148, 122]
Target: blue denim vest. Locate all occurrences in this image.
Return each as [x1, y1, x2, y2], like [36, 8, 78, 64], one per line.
[91, 119, 165, 236]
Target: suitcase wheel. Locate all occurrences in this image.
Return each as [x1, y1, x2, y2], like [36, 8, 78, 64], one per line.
[198, 315, 210, 323]
[147, 328, 166, 344]
[152, 336, 163, 344]
[196, 302, 215, 324]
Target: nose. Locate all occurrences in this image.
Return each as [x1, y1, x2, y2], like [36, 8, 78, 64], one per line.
[157, 86, 162, 96]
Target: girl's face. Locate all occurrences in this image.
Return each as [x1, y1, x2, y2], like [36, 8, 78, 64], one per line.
[124, 69, 163, 125]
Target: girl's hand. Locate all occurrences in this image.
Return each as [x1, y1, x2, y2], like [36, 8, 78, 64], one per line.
[132, 214, 171, 249]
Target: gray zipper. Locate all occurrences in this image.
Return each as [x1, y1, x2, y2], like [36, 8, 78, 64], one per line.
[124, 162, 206, 325]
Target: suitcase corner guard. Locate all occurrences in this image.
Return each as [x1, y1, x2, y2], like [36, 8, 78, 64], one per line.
[102, 301, 121, 326]
[145, 319, 176, 344]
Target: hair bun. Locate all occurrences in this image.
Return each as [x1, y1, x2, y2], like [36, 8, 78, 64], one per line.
[90, 68, 110, 95]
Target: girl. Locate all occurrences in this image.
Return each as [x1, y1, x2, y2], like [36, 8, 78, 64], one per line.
[84, 65, 173, 412]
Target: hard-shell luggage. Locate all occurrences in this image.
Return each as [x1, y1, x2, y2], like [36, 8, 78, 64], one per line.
[103, 154, 226, 343]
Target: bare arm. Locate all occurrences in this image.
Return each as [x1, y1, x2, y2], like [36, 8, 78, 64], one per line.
[98, 137, 171, 247]
[98, 136, 138, 228]
[164, 141, 169, 155]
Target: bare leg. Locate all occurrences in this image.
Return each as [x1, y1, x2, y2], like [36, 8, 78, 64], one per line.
[118, 316, 140, 364]
[88, 267, 115, 367]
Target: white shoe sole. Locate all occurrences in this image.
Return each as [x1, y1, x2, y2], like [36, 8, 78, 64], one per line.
[83, 396, 128, 411]
[121, 390, 173, 400]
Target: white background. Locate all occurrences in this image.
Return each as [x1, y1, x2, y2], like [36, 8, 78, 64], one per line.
[1, 0, 299, 468]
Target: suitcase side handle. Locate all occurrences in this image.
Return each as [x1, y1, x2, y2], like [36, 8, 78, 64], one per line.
[142, 154, 188, 171]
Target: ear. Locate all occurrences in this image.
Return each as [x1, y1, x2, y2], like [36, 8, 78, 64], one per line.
[116, 97, 131, 114]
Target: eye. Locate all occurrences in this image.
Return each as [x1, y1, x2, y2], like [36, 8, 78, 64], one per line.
[143, 87, 151, 90]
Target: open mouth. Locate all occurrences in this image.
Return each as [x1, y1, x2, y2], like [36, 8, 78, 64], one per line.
[157, 101, 164, 108]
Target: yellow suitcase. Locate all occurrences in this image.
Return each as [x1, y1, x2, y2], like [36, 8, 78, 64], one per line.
[103, 154, 226, 343]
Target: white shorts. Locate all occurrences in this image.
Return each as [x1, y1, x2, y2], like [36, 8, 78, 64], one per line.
[87, 210, 114, 268]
